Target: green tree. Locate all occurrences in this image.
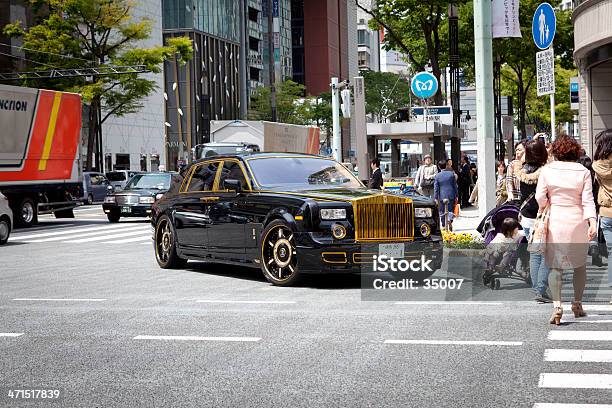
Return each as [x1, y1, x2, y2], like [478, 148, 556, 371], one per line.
[248, 80, 307, 123]
[4, 0, 192, 170]
[495, 0, 574, 137]
[361, 70, 411, 121]
[356, 0, 473, 105]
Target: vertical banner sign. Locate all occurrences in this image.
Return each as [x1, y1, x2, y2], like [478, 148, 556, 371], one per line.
[536, 48, 555, 96]
[492, 0, 522, 38]
[570, 77, 579, 110]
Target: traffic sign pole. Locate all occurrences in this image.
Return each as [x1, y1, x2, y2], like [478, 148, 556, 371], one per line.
[550, 93, 556, 140]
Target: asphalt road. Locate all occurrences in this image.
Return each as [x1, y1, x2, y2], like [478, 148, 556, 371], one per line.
[1, 205, 611, 407]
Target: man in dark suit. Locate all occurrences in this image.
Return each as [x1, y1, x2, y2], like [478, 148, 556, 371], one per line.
[368, 158, 383, 190]
[434, 159, 458, 229]
[458, 156, 472, 208]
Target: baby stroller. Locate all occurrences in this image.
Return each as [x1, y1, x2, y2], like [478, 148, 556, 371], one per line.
[476, 202, 531, 290]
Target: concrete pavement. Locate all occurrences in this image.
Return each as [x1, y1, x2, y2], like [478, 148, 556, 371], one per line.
[1, 206, 611, 407]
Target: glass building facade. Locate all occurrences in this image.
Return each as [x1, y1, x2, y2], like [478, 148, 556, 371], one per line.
[163, 0, 240, 42]
[162, 0, 243, 169]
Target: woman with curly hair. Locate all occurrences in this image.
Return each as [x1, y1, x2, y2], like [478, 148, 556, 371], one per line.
[535, 135, 597, 325]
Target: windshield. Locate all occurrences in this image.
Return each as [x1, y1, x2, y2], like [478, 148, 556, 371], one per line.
[124, 174, 171, 190]
[247, 157, 363, 189]
[106, 172, 126, 181]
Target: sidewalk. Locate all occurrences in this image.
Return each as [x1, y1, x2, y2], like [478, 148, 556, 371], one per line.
[451, 205, 481, 234]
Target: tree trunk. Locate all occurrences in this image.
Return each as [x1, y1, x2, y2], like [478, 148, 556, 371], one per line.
[517, 73, 526, 139]
[84, 96, 101, 171]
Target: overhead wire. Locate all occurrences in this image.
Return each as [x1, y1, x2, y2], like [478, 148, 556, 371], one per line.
[0, 42, 91, 63]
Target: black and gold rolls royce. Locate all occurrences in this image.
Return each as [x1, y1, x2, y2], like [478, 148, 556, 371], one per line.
[151, 153, 443, 286]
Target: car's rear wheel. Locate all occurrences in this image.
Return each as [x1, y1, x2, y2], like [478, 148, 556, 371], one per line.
[107, 211, 120, 223]
[155, 215, 187, 269]
[0, 216, 10, 245]
[15, 197, 37, 227]
[260, 220, 301, 286]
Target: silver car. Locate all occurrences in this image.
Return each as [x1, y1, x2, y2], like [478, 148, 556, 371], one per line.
[0, 192, 13, 245]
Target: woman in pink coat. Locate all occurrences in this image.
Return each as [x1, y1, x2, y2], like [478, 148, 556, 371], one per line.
[535, 136, 597, 325]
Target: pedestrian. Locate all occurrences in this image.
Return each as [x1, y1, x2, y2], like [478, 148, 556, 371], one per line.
[434, 159, 458, 230]
[458, 156, 471, 208]
[495, 161, 508, 207]
[578, 153, 604, 267]
[468, 163, 478, 206]
[535, 135, 597, 325]
[415, 154, 438, 197]
[368, 158, 384, 190]
[592, 129, 612, 301]
[506, 141, 526, 203]
[517, 139, 550, 303]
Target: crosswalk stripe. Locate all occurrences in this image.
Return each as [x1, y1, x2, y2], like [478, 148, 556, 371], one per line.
[29, 225, 146, 242]
[534, 404, 612, 407]
[548, 331, 612, 341]
[539, 373, 612, 389]
[65, 230, 152, 243]
[110, 235, 153, 244]
[562, 305, 612, 312]
[0, 333, 23, 337]
[11, 224, 144, 240]
[544, 349, 612, 362]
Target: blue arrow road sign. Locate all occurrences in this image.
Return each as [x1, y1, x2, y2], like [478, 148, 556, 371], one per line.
[411, 72, 438, 100]
[532, 3, 556, 50]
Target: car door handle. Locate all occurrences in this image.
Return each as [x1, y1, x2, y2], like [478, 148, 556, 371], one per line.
[200, 196, 220, 202]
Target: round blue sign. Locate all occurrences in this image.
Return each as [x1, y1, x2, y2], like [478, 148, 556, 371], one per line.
[532, 3, 556, 50]
[411, 72, 438, 100]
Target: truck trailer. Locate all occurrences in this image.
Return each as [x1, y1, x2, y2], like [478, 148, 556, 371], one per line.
[0, 84, 83, 227]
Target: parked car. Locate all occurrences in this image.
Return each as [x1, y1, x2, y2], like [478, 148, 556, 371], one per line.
[82, 172, 111, 204]
[106, 170, 143, 191]
[151, 153, 443, 286]
[0, 192, 13, 245]
[103, 172, 179, 223]
[193, 142, 260, 160]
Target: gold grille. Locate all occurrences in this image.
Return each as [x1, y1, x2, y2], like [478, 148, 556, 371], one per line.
[352, 194, 414, 242]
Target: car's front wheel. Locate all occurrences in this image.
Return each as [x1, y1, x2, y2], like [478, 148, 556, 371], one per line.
[260, 220, 301, 286]
[155, 215, 187, 269]
[107, 211, 120, 223]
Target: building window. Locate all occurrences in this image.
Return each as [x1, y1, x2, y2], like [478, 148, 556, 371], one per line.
[115, 154, 130, 170]
[140, 155, 148, 171]
[357, 29, 370, 47]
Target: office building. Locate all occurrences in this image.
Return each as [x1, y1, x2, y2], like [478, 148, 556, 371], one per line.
[573, 0, 612, 155]
[356, 1, 380, 71]
[162, 0, 243, 168]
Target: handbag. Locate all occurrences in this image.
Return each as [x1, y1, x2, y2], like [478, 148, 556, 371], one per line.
[527, 205, 549, 254]
[453, 203, 460, 217]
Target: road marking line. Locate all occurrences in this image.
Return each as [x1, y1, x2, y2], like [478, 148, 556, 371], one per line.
[394, 301, 504, 305]
[13, 298, 107, 302]
[12, 224, 146, 240]
[196, 300, 297, 304]
[134, 335, 261, 342]
[29, 225, 145, 242]
[65, 230, 152, 243]
[384, 339, 523, 346]
[0, 333, 23, 337]
[539, 373, 612, 389]
[548, 331, 612, 341]
[563, 305, 612, 312]
[560, 319, 612, 324]
[108, 235, 154, 244]
[533, 404, 612, 408]
[544, 349, 612, 362]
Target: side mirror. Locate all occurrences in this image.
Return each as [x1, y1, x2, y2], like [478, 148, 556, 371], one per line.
[223, 179, 242, 193]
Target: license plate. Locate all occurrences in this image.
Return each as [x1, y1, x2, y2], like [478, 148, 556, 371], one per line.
[121, 206, 131, 214]
[378, 243, 404, 259]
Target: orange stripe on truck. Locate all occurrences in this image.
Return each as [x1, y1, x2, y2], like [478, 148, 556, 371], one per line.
[38, 92, 62, 171]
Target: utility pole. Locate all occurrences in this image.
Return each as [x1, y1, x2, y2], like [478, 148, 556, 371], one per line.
[473, 0, 496, 218]
[267, 0, 277, 121]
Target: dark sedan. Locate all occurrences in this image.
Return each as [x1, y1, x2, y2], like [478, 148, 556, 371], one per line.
[103, 172, 179, 222]
[151, 153, 443, 286]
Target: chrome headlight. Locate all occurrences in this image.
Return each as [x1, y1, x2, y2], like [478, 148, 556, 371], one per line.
[155, 193, 165, 201]
[414, 207, 433, 218]
[420, 223, 432, 237]
[104, 196, 115, 204]
[139, 196, 155, 204]
[320, 208, 347, 220]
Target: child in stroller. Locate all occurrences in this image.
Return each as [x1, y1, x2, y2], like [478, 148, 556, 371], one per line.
[479, 204, 530, 290]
